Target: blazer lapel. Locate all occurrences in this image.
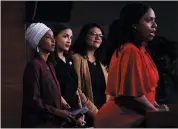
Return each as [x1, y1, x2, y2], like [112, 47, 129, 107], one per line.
[100, 62, 108, 85]
[82, 58, 94, 102]
[48, 62, 60, 88]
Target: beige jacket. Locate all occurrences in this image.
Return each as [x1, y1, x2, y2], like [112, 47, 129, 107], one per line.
[72, 53, 109, 119]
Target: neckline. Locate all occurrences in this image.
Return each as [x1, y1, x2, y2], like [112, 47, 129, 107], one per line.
[88, 60, 97, 66]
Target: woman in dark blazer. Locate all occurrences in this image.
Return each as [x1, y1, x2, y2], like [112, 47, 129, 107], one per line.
[48, 23, 86, 126]
[22, 23, 81, 128]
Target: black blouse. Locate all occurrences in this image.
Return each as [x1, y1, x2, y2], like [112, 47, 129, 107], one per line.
[49, 53, 79, 109]
[87, 60, 106, 109]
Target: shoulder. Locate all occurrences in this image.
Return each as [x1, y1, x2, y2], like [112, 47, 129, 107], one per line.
[71, 53, 88, 69]
[72, 53, 86, 62]
[27, 58, 42, 69]
[120, 42, 142, 57]
[123, 42, 140, 51]
[110, 42, 143, 65]
[72, 53, 82, 59]
[23, 58, 43, 76]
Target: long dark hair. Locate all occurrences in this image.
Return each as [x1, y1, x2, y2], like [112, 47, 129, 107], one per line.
[71, 22, 106, 61]
[52, 23, 71, 38]
[105, 2, 150, 65]
[49, 23, 72, 63]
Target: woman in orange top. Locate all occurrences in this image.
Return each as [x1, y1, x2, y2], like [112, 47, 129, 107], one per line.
[95, 2, 169, 128]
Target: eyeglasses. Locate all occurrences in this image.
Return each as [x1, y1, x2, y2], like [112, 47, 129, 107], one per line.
[88, 32, 104, 38]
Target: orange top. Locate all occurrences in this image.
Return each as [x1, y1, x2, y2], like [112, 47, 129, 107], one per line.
[105, 42, 159, 104]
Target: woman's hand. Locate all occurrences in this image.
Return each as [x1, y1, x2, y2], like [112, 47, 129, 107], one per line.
[154, 101, 160, 108]
[158, 104, 170, 111]
[154, 101, 169, 111]
[76, 115, 86, 127]
[56, 109, 76, 123]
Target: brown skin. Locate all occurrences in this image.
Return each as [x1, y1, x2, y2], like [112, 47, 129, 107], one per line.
[134, 8, 157, 42]
[133, 8, 169, 112]
[38, 29, 55, 62]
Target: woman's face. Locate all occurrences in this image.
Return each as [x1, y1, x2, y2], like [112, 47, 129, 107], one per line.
[86, 27, 103, 50]
[38, 29, 55, 53]
[135, 8, 157, 42]
[55, 28, 73, 52]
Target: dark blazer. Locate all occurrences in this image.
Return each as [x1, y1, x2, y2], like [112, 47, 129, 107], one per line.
[21, 54, 65, 128]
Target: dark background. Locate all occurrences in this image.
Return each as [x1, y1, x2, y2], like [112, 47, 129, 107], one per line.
[25, 1, 178, 41]
[1, 1, 178, 127]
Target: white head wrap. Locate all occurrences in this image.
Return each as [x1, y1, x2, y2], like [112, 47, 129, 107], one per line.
[25, 23, 50, 50]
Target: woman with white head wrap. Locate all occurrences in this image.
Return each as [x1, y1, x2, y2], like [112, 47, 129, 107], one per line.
[21, 23, 78, 127]
[25, 23, 51, 50]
